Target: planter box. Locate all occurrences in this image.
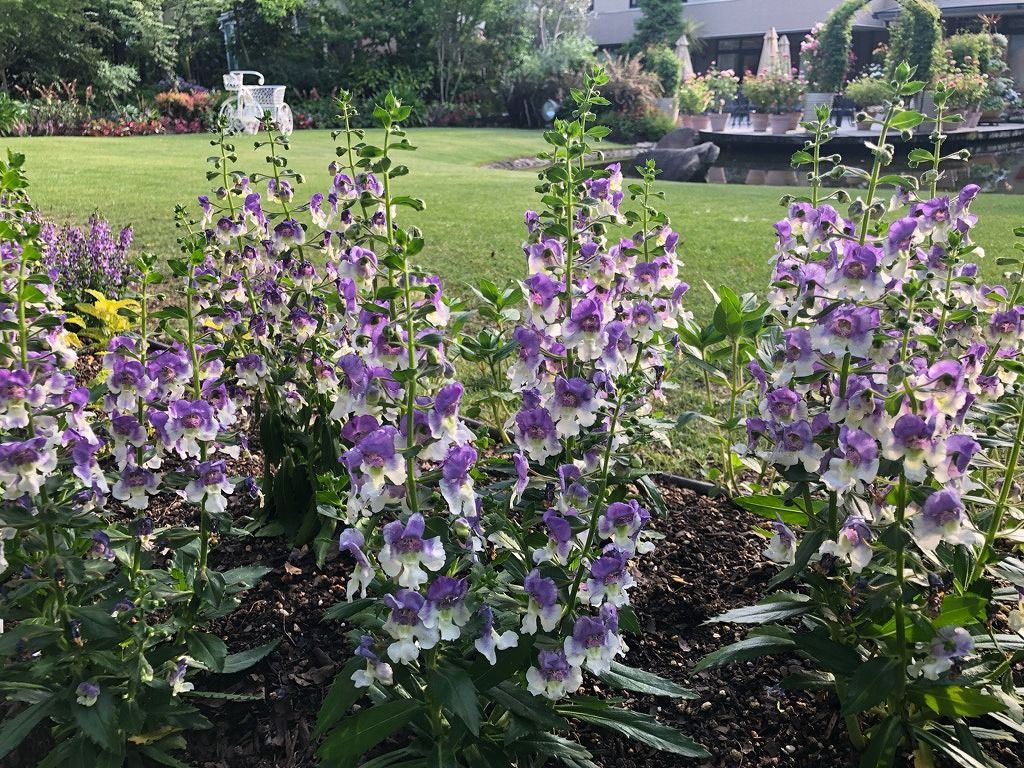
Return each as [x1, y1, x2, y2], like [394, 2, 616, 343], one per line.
[690, 114, 710, 131]
[803, 92, 835, 120]
[655, 97, 678, 124]
[708, 113, 730, 131]
[751, 113, 769, 132]
[769, 114, 792, 134]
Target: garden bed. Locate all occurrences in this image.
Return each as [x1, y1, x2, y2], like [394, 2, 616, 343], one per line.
[165, 483, 852, 768]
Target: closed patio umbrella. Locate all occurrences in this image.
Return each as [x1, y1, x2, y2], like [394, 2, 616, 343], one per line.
[675, 34, 694, 80]
[778, 35, 792, 77]
[757, 27, 780, 76]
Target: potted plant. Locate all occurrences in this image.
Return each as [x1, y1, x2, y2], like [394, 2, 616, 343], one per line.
[742, 73, 773, 132]
[943, 69, 988, 129]
[800, 0, 870, 115]
[677, 76, 711, 130]
[703, 64, 739, 131]
[766, 74, 805, 134]
[844, 75, 890, 129]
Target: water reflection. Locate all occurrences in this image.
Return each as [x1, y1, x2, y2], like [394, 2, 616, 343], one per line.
[706, 144, 1024, 193]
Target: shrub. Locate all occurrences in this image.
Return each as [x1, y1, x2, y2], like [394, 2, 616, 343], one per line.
[677, 76, 711, 114]
[801, 0, 869, 92]
[941, 69, 989, 110]
[596, 106, 675, 143]
[701, 62, 1024, 765]
[599, 52, 662, 113]
[642, 44, 682, 97]
[742, 72, 804, 113]
[38, 213, 134, 305]
[885, 0, 942, 85]
[703, 64, 739, 111]
[844, 75, 892, 108]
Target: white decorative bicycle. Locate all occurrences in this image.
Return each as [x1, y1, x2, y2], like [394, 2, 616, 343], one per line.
[218, 70, 294, 136]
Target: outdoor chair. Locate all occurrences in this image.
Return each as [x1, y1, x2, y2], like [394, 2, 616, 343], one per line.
[729, 95, 751, 127]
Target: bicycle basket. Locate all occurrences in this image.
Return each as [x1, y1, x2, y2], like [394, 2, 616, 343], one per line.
[252, 86, 286, 108]
[222, 72, 243, 91]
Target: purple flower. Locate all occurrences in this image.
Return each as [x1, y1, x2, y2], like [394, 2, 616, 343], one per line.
[474, 605, 519, 665]
[0, 438, 58, 499]
[760, 387, 806, 424]
[563, 298, 606, 361]
[522, 569, 560, 633]
[549, 376, 600, 438]
[764, 520, 797, 564]
[533, 509, 575, 565]
[819, 516, 873, 572]
[913, 489, 982, 552]
[338, 528, 375, 600]
[563, 613, 621, 674]
[597, 500, 651, 554]
[812, 306, 879, 359]
[112, 464, 160, 510]
[89, 531, 114, 561]
[378, 513, 445, 589]
[526, 649, 582, 699]
[514, 405, 560, 463]
[511, 452, 529, 505]
[526, 238, 564, 274]
[910, 625, 975, 680]
[586, 546, 634, 607]
[165, 400, 218, 457]
[439, 444, 478, 518]
[822, 428, 879, 495]
[882, 414, 945, 482]
[343, 426, 405, 498]
[184, 459, 234, 515]
[382, 589, 439, 664]
[351, 635, 394, 687]
[935, 434, 980, 484]
[76, 681, 100, 707]
[418, 576, 471, 640]
[766, 420, 825, 472]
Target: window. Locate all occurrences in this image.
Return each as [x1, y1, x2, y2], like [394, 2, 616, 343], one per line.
[705, 36, 765, 77]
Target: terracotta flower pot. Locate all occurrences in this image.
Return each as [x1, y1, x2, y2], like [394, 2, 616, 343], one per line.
[708, 113, 730, 131]
[679, 114, 693, 129]
[965, 110, 982, 129]
[769, 114, 791, 134]
[788, 112, 803, 131]
[690, 114, 710, 131]
[751, 113, 770, 132]
[856, 120, 871, 131]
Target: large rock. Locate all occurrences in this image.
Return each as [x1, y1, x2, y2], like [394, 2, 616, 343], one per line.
[655, 127, 698, 149]
[636, 142, 720, 182]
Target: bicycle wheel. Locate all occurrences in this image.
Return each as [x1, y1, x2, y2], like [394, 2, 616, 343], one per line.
[218, 99, 243, 134]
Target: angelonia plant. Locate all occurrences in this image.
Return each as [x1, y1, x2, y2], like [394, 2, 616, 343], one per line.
[310, 71, 709, 765]
[0, 150, 271, 765]
[700, 63, 1024, 765]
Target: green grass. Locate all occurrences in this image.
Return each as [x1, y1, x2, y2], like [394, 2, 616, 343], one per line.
[3, 128, 1022, 472]
[2, 128, 1021, 320]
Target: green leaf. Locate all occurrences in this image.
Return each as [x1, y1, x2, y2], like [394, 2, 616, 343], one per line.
[792, 631, 861, 675]
[558, 705, 709, 759]
[599, 662, 697, 699]
[429, 665, 480, 736]
[859, 715, 903, 768]
[889, 110, 924, 130]
[734, 494, 814, 525]
[313, 657, 365, 739]
[323, 597, 375, 622]
[318, 699, 423, 765]
[933, 594, 987, 629]
[914, 686, 1006, 718]
[693, 634, 795, 672]
[136, 745, 194, 768]
[0, 696, 57, 758]
[707, 596, 811, 624]
[186, 631, 228, 673]
[73, 689, 119, 752]
[842, 657, 899, 714]
[221, 639, 280, 674]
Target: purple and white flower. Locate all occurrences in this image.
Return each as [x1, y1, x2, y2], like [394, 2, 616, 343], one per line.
[522, 569, 560, 634]
[418, 576, 471, 640]
[473, 605, 519, 665]
[378, 513, 445, 590]
[382, 590, 440, 664]
[526, 649, 583, 700]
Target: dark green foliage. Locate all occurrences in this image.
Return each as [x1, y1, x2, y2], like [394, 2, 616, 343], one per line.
[595, 108, 675, 144]
[631, 0, 685, 50]
[642, 44, 682, 96]
[885, 0, 943, 85]
[813, 0, 869, 92]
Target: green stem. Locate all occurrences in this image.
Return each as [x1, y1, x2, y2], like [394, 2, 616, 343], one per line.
[857, 101, 900, 245]
[969, 398, 1024, 584]
[892, 474, 909, 709]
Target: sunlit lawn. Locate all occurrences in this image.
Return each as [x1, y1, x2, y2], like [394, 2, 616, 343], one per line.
[4, 128, 1022, 471]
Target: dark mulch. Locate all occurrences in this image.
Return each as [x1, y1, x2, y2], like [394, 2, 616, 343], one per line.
[186, 484, 861, 768]
[576, 485, 856, 768]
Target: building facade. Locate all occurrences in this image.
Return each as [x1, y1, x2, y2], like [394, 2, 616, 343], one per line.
[588, 0, 1024, 84]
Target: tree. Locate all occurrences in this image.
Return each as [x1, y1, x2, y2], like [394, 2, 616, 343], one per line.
[632, 0, 684, 50]
[885, 0, 942, 85]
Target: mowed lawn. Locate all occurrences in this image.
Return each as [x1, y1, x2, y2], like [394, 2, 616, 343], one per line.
[5, 128, 1022, 321]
